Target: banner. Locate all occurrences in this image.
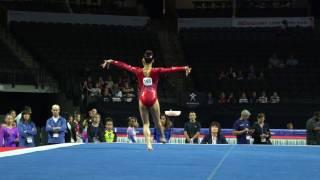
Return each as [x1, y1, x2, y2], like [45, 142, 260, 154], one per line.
[232, 17, 314, 27]
[8, 10, 149, 26]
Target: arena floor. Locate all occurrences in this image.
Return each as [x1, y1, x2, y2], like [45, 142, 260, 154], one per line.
[1, 143, 320, 180]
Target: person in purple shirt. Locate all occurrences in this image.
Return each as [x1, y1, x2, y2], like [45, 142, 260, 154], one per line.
[0, 124, 4, 147]
[3, 114, 19, 147]
[18, 110, 37, 147]
[46, 104, 67, 144]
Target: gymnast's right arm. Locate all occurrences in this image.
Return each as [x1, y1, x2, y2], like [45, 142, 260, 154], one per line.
[101, 59, 137, 73]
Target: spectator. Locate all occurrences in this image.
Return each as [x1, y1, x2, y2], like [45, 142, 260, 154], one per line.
[218, 92, 227, 103]
[112, 83, 123, 102]
[105, 75, 114, 89]
[98, 76, 104, 88]
[218, 71, 227, 80]
[18, 110, 37, 147]
[154, 114, 172, 143]
[104, 118, 117, 143]
[87, 82, 101, 97]
[74, 113, 83, 143]
[258, 91, 268, 103]
[306, 112, 320, 145]
[247, 65, 256, 80]
[9, 110, 17, 127]
[207, 92, 214, 105]
[65, 115, 76, 143]
[201, 121, 227, 144]
[227, 67, 237, 79]
[15, 106, 32, 126]
[184, 112, 201, 144]
[86, 108, 97, 126]
[268, 53, 284, 68]
[257, 72, 265, 80]
[237, 70, 244, 80]
[270, 92, 280, 103]
[102, 87, 112, 103]
[0, 124, 4, 146]
[251, 113, 271, 144]
[127, 117, 139, 143]
[3, 114, 19, 147]
[122, 82, 135, 102]
[87, 114, 105, 143]
[227, 92, 236, 104]
[232, 109, 253, 144]
[286, 55, 299, 66]
[239, 92, 249, 103]
[249, 91, 258, 103]
[45, 104, 67, 144]
[286, 122, 294, 129]
[82, 119, 89, 143]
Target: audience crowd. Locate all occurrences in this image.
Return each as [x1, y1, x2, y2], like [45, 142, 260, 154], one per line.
[1, 104, 319, 147]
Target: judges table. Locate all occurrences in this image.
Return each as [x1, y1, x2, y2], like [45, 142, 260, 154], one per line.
[115, 128, 306, 145]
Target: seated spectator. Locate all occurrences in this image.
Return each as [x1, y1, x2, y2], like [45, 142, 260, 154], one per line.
[18, 111, 37, 147]
[122, 82, 135, 102]
[218, 71, 227, 80]
[87, 114, 105, 143]
[286, 55, 299, 66]
[112, 83, 123, 102]
[87, 82, 101, 97]
[154, 114, 172, 143]
[270, 92, 280, 103]
[239, 92, 249, 103]
[258, 91, 268, 103]
[104, 118, 117, 143]
[201, 121, 227, 144]
[227, 92, 236, 104]
[218, 92, 227, 103]
[105, 75, 114, 89]
[207, 92, 214, 105]
[268, 53, 284, 68]
[46, 104, 67, 144]
[247, 65, 256, 80]
[251, 113, 272, 144]
[3, 114, 19, 147]
[102, 87, 112, 103]
[227, 67, 237, 79]
[127, 117, 139, 143]
[237, 70, 244, 80]
[184, 112, 201, 144]
[98, 76, 104, 88]
[257, 72, 265, 80]
[249, 91, 258, 103]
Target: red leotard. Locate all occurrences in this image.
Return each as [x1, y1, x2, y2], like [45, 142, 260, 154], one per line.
[111, 60, 186, 107]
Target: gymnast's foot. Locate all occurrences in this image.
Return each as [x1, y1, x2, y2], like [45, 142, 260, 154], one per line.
[147, 143, 153, 151]
[160, 137, 166, 144]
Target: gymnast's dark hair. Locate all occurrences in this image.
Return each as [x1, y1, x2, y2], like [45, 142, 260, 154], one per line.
[143, 50, 154, 64]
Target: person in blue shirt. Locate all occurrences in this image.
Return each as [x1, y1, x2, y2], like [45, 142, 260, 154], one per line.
[18, 110, 37, 147]
[232, 109, 253, 144]
[154, 114, 172, 143]
[45, 104, 67, 144]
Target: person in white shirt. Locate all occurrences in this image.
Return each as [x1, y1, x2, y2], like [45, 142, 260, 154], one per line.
[270, 92, 280, 103]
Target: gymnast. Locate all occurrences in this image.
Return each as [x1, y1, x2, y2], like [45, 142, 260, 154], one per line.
[101, 50, 191, 150]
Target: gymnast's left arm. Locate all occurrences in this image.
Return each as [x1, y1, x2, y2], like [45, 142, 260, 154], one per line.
[158, 66, 192, 76]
